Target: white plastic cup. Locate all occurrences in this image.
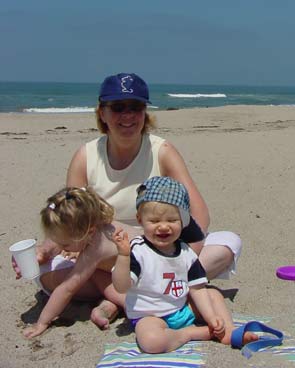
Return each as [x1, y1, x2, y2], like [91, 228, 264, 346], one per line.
[9, 239, 40, 279]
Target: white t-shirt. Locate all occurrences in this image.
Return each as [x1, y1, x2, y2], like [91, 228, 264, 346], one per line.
[125, 235, 208, 319]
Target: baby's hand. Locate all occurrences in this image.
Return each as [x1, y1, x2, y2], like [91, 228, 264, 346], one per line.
[209, 316, 225, 340]
[112, 228, 130, 256]
[23, 322, 49, 339]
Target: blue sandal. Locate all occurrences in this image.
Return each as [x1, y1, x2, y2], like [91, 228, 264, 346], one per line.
[231, 321, 284, 359]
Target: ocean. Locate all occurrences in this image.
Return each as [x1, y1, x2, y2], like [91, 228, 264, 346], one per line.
[1, 81, 295, 113]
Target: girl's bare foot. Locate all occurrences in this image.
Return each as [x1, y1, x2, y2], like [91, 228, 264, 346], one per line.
[220, 327, 259, 345]
[90, 299, 119, 330]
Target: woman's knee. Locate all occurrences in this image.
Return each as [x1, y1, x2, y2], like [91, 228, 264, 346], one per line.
[205, 231, 242, 258]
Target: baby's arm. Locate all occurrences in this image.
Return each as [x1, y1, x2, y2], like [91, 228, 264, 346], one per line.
[189, 285, 225, 338]
[23, 243, 100, 338]
[111, 228, 132, 294]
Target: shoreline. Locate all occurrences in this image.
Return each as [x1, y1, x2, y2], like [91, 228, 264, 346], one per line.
[1, 105, 294, 367]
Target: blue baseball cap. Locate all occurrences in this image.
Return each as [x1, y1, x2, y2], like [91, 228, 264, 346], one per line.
[136, 176, 205, 242]
[99, 73, 151, 104]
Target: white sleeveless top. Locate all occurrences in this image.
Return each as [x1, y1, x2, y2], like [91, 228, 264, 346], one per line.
[86, 133, 165, 226]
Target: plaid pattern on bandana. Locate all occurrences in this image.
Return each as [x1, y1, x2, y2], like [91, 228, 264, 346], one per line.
[136, 177, 190, 226]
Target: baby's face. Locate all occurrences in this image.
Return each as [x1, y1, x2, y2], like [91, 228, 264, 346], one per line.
[137, 202, 182, 253]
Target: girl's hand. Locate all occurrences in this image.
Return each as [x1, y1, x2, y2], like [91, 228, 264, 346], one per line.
[23, 322, 49, 339]
[112, 228, 130, 256]
[12, 243, 57, 279]
[12, 256, 22, 279]
[36, 246, 52, 265]
[36, 239, 62, 265]
[60, 250, 79, 260]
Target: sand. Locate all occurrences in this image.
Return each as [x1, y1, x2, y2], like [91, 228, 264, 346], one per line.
[0, 105, 294, 367]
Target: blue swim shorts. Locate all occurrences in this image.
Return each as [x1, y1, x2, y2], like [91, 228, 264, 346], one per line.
[130, 304, 195, 330]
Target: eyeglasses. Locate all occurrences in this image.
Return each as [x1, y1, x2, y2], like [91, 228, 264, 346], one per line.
[105, 102, 146, 113]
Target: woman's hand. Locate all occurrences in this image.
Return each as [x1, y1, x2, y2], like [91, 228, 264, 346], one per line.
[112, 228, 130, 256]
[23, 321, 50, 339]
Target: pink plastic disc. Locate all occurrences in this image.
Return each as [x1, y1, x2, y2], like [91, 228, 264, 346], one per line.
[276, 266, 295, 281]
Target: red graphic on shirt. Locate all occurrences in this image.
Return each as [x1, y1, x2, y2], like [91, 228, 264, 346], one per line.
[171, 280, 184, 297]
[163, 273, 175, 294]
[163, 273, 184, 297]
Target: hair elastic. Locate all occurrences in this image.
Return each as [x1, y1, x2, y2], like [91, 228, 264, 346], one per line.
[48, 203, 56, 210]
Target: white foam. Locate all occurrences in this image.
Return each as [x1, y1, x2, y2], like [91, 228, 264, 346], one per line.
[23, 107, 95, 113]
[168, 93, 226, 98]
[24, 105, 159, 113]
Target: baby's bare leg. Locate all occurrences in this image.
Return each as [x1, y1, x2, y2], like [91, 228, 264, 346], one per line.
[206, 288, 258, 345]
[135, 316, 212, 354]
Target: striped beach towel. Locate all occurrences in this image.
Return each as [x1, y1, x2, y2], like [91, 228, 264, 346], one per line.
[96, 341, 205, 368]
[96, 315, 295, 367]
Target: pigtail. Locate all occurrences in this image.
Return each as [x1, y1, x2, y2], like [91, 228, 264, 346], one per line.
[40, 186, 114, 240]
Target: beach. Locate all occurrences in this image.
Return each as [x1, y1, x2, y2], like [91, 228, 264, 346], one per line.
[1, 105, 294, 367]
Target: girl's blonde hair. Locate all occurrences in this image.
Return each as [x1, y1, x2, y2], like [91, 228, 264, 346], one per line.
[95, 104, 157, 134]
[40, 187, 114, 240]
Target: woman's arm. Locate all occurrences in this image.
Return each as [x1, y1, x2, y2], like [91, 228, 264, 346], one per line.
[23, 243, 100, 338]
[159, 141, 209, 253]
[66, 144, 88, 187]
[159, 141, 209, 231]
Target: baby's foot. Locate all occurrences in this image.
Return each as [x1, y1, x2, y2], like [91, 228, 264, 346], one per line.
[220, 327, 259, 345]
[90, 300, 119, 330]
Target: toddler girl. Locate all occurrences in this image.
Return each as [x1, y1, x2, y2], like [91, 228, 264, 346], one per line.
[24, 186, 124, 338]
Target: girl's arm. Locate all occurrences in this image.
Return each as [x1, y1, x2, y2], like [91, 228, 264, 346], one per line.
[189, 285, 225, 336]
[159, 141, 209, 254]
[23, 242, 100, 338]
[111, 229, 132, 293]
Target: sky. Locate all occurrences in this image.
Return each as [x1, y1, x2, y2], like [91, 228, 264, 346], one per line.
[1, 0, 295, 85]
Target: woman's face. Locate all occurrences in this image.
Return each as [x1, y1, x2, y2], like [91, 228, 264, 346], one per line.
[99, 99, 146, 140]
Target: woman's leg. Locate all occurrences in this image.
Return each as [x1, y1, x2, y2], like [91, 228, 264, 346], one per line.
[135, 316, 212, 353]
[199, 231, 242, 280]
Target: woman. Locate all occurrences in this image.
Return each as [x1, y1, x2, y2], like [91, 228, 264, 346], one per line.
[14, 73, 241, 328]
